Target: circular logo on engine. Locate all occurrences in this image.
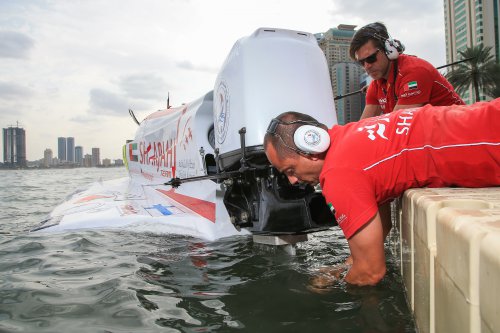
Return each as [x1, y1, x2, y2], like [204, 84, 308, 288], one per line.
[215, 81, 230, 144]
[304, 129, 321, 146]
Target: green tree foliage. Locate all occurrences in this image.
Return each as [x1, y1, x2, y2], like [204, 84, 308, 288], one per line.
[485, 63, 500, 98]
[445, 45, 499, 102]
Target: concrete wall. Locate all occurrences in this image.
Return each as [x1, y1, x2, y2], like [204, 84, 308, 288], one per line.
[397, 187, 500, 333]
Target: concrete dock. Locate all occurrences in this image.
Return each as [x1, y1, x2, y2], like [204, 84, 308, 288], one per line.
[396, 187, 500, 333]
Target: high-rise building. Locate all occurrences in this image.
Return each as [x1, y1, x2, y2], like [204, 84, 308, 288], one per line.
[75, 146, 83, 166]
[83, 154, 92, 167]
[58, 137, 67, 161]
[443, 0, 500, 102]
[67, 137, 75, 163]
[317, 24, 363, 124]
[332, 62, 365, 124]
[314, 32, 325, 43]
[359, 73, 372, 113]
[3, 125, 26, 168]
[91, 147, 100, 167]
[318, 24, 357, 66]
[43, 148, 53, 167]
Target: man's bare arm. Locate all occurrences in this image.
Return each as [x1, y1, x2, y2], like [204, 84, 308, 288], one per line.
[344, 211, 387, 286]
[378, 202, 392, 239]
[393, 103, 424, 111]
[360, 104, 382, 119]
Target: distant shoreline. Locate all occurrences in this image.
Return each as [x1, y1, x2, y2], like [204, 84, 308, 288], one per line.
[0, 165, 125, 171]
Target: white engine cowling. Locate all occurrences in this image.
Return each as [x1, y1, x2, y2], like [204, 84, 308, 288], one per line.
[213, 27, 337, 169]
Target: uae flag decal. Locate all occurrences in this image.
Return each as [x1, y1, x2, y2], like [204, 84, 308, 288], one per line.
[406, 81, 418, 90]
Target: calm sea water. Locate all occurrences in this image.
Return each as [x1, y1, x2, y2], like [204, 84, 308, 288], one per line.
[0, 168, 416, 332]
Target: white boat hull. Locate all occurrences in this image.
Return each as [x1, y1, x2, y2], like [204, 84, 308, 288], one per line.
[35, 27, 338, 241]
[37, 177, 249, 241]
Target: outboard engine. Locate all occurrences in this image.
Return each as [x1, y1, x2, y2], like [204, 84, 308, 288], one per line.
[212, 27, 338, 235]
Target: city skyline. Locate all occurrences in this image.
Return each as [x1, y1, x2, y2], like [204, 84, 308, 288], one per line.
[1, 125, 123, 167]
[43, 138, 123, 167]
[1, 1, 449, 161]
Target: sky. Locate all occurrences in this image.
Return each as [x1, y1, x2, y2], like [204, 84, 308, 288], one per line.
[1, 0, 447, 161]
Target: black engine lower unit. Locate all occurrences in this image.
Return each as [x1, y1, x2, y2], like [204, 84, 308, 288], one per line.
[222, 168, 337, 235]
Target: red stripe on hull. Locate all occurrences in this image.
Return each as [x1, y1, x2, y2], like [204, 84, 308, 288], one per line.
[157, 189, 215, 223]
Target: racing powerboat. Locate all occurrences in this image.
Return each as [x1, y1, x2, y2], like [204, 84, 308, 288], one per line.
[33, 27, 338, 244]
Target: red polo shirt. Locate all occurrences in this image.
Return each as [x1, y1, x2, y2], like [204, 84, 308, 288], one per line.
[320, 99, 500, 239]
[365, 54, 464, 113]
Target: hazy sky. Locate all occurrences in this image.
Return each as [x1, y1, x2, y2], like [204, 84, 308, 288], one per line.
[1, 0, 446, 161]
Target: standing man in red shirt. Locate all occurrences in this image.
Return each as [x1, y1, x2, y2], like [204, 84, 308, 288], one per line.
[263, 99, 500, 286]
[350, 22, 464, 119]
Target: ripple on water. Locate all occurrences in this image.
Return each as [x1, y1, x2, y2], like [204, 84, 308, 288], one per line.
[65, 237, 101, 253]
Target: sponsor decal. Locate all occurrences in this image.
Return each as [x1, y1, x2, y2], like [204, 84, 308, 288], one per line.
[336, 213, 347, 225]
[74, 194, 113, 204]
[116, 192, 145, 200]
[357, 116, 390, 141]
[140, 169, 154, 181]
[139, 139, 176, 177]
[378, 97, 387, 110]
[400, 90, 422, 98]
[395, 108, 416, 135]
[61, 202, 106, 215]
[144, 203, 183, 217]
[405, 81, 418, 91]
[215, 81, 230, 144]
[327, 203, 335, 214]
[182, 126, 193, 151]
[176, 159, 197, 179]
[129, 143, 139, 162]
[134, 106, 188, 178]
[118, 204, 140, 216]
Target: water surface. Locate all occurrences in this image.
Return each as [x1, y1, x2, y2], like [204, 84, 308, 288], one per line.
[0, 168, 416, 332]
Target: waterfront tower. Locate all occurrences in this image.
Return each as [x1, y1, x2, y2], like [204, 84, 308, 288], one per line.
[67, 137, 75, 163]
[43, 148, 53, 167]
[91, 147, 100, 167]
[317, 24, 362, 124]
[331, 62, 365, 124]
[75, 146, 83, 166]
[57, 137, 67, 162]
[3, 125, 27, 168]
[443, 0, 500, 102]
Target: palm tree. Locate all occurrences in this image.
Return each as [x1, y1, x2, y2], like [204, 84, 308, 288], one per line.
[445, 45, 499, 102]
[485, 63, 500, 98]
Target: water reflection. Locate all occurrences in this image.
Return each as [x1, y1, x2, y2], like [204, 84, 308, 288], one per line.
[131, 233, 415, 332]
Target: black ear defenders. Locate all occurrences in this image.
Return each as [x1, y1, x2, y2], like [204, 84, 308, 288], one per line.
[364, 23, 405, 60]
[266, 118, 330, 155]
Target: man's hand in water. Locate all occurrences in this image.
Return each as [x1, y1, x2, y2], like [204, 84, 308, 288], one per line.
[308, 261, 352, 293]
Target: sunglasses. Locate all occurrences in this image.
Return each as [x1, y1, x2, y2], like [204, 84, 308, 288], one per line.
[357, 49, 380, 66]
